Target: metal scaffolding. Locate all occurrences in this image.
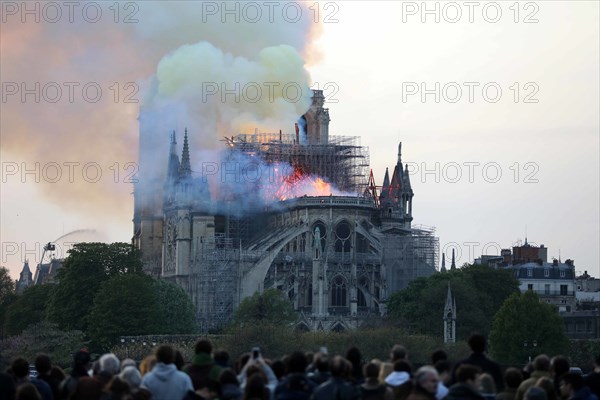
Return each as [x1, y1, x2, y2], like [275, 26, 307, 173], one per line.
[227, 133, 370, 195]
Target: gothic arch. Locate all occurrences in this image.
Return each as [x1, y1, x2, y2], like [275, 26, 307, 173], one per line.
[330, 275, 348, 307]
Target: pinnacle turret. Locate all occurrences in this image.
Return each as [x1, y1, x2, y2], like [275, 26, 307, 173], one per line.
[179, 128, 191, 178]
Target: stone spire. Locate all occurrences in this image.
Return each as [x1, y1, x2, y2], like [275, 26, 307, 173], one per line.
[441, 253, 446, 272]
[166, 130, 180, 182]
[451, 249, 456, 270]
[397, 142, 402, 165]
[382, 168, 390, 189]
[403, 164, 412, 192]
[179, 128, 191, 178]
[443, 284, 456, 343]
[16, 260, 33, 294]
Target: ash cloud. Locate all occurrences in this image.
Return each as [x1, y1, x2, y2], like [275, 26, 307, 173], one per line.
[1, 1, 321, 222]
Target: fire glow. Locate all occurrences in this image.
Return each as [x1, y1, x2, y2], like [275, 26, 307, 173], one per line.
[272, 164, 335, 201]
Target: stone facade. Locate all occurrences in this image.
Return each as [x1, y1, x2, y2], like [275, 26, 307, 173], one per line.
[133, 90, 438, 332]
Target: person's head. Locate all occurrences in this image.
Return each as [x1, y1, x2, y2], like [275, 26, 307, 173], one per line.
[194, 339, 212, 355]
[120, 358, 136, 371]
[219, 369, 239, 387]
[525, 386, 548, 400]
[346, 347, 362, 366]
[155, 345, 174, 365]
[286, 351, 308, 374]
[34, 354, 52, 376]
[363, 362, 380, 383]
[105, 376, 131, 396]
[535, 377, 558, 400]
[390, 344, 407, 362]
[477, 373, 496, 394]
[434, 360, 452, 384]
[393, 359, 412, 374]
[415, 366, 440, 395]
[314, 352, 329, 373]
[467, 333, 486, 353]
[174, 350, 185, 371]
[11, 358, 29, 379]
[247, 365, 267, 384]
[550, 356, 570, 378]
[456, 364, 480, 386]
[139, 355, 156, 375]
[244, 374, 268, 400]
[532, 355, 550, 372]
[559, 372, 585, 398]
[503, 367, 524, 389]
[119, 366, 142, 389]
[214, 349, 229, 367]
[50, 366, 66, 382]
[72, 349, 91, 371]
[431, 349, 448, 364]
[99, 353, 120, 376]
[271, 360, 285, 380]
[15, 383, 41, 400]
[329, 355, 347, 378]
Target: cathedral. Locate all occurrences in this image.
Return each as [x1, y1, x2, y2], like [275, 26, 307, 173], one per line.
[132, 90, 438, 332]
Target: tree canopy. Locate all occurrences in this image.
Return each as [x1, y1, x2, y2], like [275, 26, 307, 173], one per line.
[489, 290, 569, 365]
[232, 288, 298, 326]
[0, 266, 17, 338]
[88, 274, 197, 349]
[387, 264, 520, 339]
[47, 242, 142, 332]
[4, 284, 54, 336]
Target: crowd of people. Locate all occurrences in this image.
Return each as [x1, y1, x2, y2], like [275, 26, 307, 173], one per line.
[1, 333, 599, 400]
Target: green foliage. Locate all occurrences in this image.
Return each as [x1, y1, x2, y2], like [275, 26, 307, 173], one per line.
[88, 274, 159, 349]
[567, 340, 600, 371]
[0, 266, 17, 339]
[154, 279, 197, 334]
[0, 321, 86, 370]
[88, 275, 197, 350]
[489, 291, 569, 365]
[0, 266, 16, 304]
[388, 265, 519, 339]
[232, 288, 298, 326]
[47, 242, 142, 332]
[4, 284, 54, 336]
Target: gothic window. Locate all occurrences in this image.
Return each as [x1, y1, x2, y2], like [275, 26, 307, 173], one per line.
[306, 283, 313, 306]
[330, 276, 347, 307]
[334, 221, 352, 253]
[357, 288, 367, 307]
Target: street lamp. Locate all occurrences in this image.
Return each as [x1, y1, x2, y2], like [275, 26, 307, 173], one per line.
[524, 340, 538, 363]
[121, 338, 127, 358]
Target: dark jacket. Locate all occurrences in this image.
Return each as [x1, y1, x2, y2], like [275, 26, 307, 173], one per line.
[453, 353, 504, 391]
[184, 353, 222, 392]
[308, 371, 330, 386]
[221, 383, 242, 400]
[275, 373, 316, 400]
[406, 385, 436, 400]
[496, 387, 518, 400]
[311, 377, 360, 400]
[571, 386, 599, 400]
[585, 372, 600, 398]
[445, 383, 485, 400]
